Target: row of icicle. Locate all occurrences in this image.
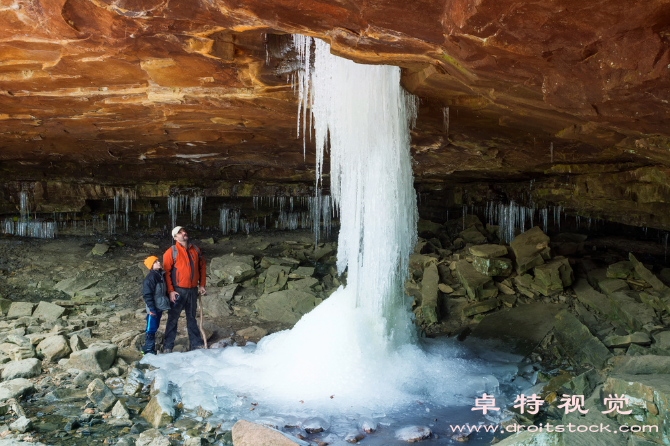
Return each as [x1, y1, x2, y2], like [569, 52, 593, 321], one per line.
[222, 195, 333, 238]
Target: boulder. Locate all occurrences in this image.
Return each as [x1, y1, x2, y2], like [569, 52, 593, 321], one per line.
[472, 256, 513, 277]
[87, 378, 117, 412]
[509, 226, 551, 274]
[0, 378, 34, 401]
[74, 370, 100, 387]
[604, 375, 670, 444]
[236, 326, 268, 340]
[141, 393, 175, 428]
[469, 244, 508, 259]
[629, 253, 665, 291]
[0, 342, 34, 361]
[264, 265, 292, 293]
[553, 310, 611, 368]
[531, 257, 573, 296]
[136, 428, 171, 446]
[232, 420, 304, 446]
[288, 266, 315, 279]
[111, 331, 141, 348]
[609, 291, 658, 332]
[25, 333, 48, 346]
[254, 290, 319, 325]
[67, 343, 117, 373]
[213, 284, 238, 302]
[313, 245, 334, 261]
[561, 385, 628, 446]
[112, 400, 131, 419]
[459, 226, 487, 244]
[54, 276, 100, 297]
[69, 334, 87, 352]
[573, 279, 615, 317]
[462, 298, 499, 317]
[417, 263, 439, 325]
[603, 332, 651, 348]
[417, 219, 444, 235]
[260, 257, 300, 268]
[653, 331, 670, 351]
[210, 255, 255, 284]
[598, 278, 630, 295]
[610, 355, 670, 375]
[454, 260, 496, 300]
[6, 335, 32, 349]
[32, 301, 65, 322]
[6, 302, 35, 319]
[36, 335, 71, 362]
[639, 290, 667, 312]
[1, 358, 42, 380]
[438, 283, 454, 293]
[9, 416, 32, 433]
[560, 369, 603, 397]
[607, 261, 634, 279]
[202, 286, 236, 317]
[0, 298, 11, 315]
[287, 277, 319, 291]
[91, 243, 109, 255]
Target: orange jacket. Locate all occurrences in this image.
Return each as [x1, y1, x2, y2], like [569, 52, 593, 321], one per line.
[163, 243, 206, 292]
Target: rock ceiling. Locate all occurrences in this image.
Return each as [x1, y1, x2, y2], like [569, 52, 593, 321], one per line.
[1, 0, 670, 224]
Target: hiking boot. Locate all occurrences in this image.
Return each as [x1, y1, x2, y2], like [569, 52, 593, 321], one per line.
[162, 348, 172, 354]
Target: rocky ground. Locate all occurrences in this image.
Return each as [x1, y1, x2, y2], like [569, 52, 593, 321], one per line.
[0, 220, 669, 445]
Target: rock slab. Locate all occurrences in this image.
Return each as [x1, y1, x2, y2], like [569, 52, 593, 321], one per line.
[553, 310, 611, 368]
[509, 226, 551, 274]
[232, 420, 304, 446]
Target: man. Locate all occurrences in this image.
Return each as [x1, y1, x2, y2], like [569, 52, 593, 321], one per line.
[162, 226, 207, 352]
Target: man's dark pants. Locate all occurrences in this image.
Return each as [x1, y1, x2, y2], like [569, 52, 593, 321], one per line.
[163, 286, 204, 350]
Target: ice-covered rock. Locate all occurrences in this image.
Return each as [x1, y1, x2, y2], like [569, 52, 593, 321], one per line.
[395, 426, 431, 442]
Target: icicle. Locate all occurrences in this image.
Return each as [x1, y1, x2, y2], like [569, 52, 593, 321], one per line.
[443, 106, 449, 135]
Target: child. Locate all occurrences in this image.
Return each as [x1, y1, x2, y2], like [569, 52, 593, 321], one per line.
[141, 256, 169, 355]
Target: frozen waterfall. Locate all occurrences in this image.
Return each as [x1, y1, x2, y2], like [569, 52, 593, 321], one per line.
[144, 37, 514, 440]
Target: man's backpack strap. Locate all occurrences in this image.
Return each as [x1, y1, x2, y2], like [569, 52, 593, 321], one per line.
[172, 244, 201, 262]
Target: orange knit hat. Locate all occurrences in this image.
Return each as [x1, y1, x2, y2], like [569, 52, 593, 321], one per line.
[144, 256, 159, 270]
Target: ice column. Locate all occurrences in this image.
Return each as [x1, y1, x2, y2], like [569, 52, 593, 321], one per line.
[294, 35, 418, 338]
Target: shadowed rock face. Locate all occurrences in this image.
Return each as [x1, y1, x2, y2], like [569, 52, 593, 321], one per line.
[1, 0, 670, 226]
